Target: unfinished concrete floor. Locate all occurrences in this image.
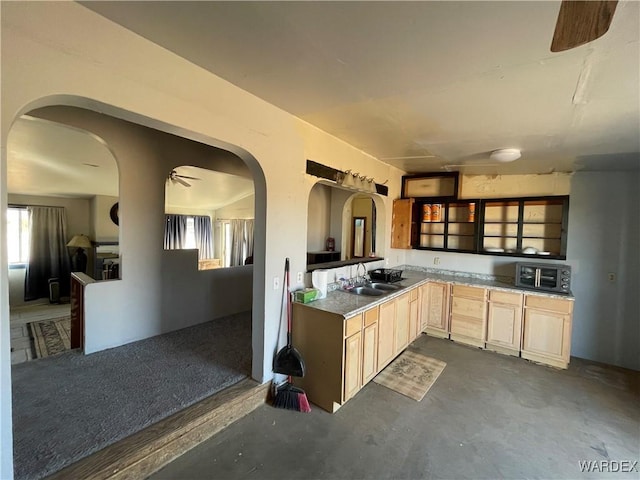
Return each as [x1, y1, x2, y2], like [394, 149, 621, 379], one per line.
[150, 335, 640, 480]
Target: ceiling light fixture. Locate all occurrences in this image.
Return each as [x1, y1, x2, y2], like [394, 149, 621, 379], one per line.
[489, 148, 521, 163]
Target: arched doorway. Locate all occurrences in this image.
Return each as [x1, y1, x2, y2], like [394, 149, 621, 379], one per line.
[5, 98, 268, 480]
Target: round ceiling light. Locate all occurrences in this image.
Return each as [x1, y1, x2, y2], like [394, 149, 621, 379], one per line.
[490, 148, 521, 163]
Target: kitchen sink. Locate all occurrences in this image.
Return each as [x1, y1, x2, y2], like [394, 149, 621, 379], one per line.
[368, 282, 402, 291]
[346, 286, 385, 296]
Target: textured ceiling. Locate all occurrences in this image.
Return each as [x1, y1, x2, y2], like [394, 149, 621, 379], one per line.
[82, 0, 640, 174]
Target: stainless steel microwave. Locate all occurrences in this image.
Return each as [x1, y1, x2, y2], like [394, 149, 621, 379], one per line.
[515, 262, 571, 294]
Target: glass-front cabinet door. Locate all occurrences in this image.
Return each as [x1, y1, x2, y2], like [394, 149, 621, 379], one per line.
[478, 196, 569, 259]
[416, 200, 478, 253]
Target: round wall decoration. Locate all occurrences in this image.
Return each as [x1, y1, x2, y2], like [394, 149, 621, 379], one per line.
[109, 202, 119, 226]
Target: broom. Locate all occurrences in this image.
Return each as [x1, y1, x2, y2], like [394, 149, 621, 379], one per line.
[273, 376, 311, 412]
[272, 258, 311, 412]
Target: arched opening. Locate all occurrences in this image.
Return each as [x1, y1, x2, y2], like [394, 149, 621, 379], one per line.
[7, 114, 120, 363]
[5, 98, 267, 480]
[306, 180, 385, 269]
[164, 165, 255, 269]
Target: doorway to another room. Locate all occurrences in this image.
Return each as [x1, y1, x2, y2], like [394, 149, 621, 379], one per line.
[7, 104, 263, 480]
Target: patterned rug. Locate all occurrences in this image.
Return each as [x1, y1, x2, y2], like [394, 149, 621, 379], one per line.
[29, 317, 72, 359]
[373, 350, 446, 401]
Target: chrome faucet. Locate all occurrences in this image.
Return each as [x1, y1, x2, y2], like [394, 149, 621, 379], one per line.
[356, 263, 368, 286]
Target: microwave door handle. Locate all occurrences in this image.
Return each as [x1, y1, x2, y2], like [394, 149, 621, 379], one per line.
[534, 268, 541, 287]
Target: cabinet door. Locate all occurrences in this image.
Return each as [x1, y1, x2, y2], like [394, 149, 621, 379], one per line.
[395, 293, 410, 353]
[487, 302, 522, 352]
[409, 296, 419, 342]
[362, 322, 379, 383]
[391, 199, 415, 249]
[343, 332, 362, 402]
[377, 300, 396, 370]
[420, 282, 450, 336]
[522, 308, 571, 367]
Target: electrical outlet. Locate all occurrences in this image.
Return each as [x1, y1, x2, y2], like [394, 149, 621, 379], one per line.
[608, 273, 616, 282]
[297, 271, 303, 284]
[434, 257, 440, 265]
[273, 276, 280, 290]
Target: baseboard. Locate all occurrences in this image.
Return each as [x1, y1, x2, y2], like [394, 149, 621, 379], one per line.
[46, 378, 270, 480]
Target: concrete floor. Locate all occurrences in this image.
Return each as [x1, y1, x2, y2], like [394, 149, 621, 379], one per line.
[150, 335, 640, 480]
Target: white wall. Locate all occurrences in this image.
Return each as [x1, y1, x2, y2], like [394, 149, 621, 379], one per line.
[91, 195, 119, 242]
[0, 4, 404, 476]
[215, 194, 255, 220]
[330, 187, 354, 258]
[566, 171, 640, 371]
[307, 183, 332, 252]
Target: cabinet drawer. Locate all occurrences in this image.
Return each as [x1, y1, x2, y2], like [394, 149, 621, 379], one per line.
[364, 307, 378, 327]
[410, 288, 418, 302]
[451, 296, 486, 320]
[525, 295, 573, 314]
[452, 285, 487, 300]
[345, 314, 363, 338]
[489, 290, 522, 305]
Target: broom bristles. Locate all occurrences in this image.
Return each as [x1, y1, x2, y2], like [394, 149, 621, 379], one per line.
[273, 382, 311, 412]
[297, 392, 311, 413]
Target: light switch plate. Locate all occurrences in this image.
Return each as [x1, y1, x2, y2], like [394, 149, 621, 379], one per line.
[297, 272, 303, 284]
[273, 276, 280, 290]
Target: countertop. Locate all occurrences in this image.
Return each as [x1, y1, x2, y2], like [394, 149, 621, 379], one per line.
[295, 268, 574, 319]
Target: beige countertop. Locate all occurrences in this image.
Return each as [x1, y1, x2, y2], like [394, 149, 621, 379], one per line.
[295, 268, 574, 319]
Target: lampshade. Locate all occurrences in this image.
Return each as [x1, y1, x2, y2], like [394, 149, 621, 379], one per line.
[67, 234, 92, 249]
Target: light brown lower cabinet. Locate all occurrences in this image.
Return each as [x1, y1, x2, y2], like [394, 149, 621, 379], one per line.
[486, 290, 523, 356]
[449, 285, 488, 348]
[409, 288, 420, 342]
[377, 299, 396, 371]
[361, 307, 379, 384]
[420, 282, 450, 338]
[343, 329, 362, 402]
[521, 294, 573, 369]
[395, 292, 410, 353]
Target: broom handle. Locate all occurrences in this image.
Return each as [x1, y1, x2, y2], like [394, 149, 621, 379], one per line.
[285, 257, 292, 336]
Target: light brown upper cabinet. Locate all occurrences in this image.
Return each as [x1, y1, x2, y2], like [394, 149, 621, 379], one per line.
[391, 198, 415, 249]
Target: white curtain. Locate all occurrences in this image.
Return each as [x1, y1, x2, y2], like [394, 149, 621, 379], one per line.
[164, 215, 187, 250]
[24, 207, 71, 301]
[193, 215, 213, 259]
[229, 219, 254, 267]
[244, 219, 254, 262]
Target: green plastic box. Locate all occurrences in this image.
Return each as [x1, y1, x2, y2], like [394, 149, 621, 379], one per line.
[294, 288, 319, 304]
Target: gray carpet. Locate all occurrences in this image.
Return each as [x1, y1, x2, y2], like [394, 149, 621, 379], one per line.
[11, 312, 252, 480]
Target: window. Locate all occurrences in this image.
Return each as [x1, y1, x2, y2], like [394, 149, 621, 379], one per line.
[217, 220, 233, 267]
[184, 217, 197, 249]
[7, 207, 30, 265]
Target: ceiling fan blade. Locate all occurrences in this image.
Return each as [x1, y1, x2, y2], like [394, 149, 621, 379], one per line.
[176, 174, 201, 181]
[175, 176, 191, 187]
[551, 0, 618, 52]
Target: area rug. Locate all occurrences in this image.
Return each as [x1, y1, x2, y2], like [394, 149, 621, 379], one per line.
[373, 350, 446, 401]
[28, 317, 72, 359]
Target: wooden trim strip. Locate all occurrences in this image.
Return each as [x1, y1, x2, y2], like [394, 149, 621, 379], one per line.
[306, 160, 389, 196]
